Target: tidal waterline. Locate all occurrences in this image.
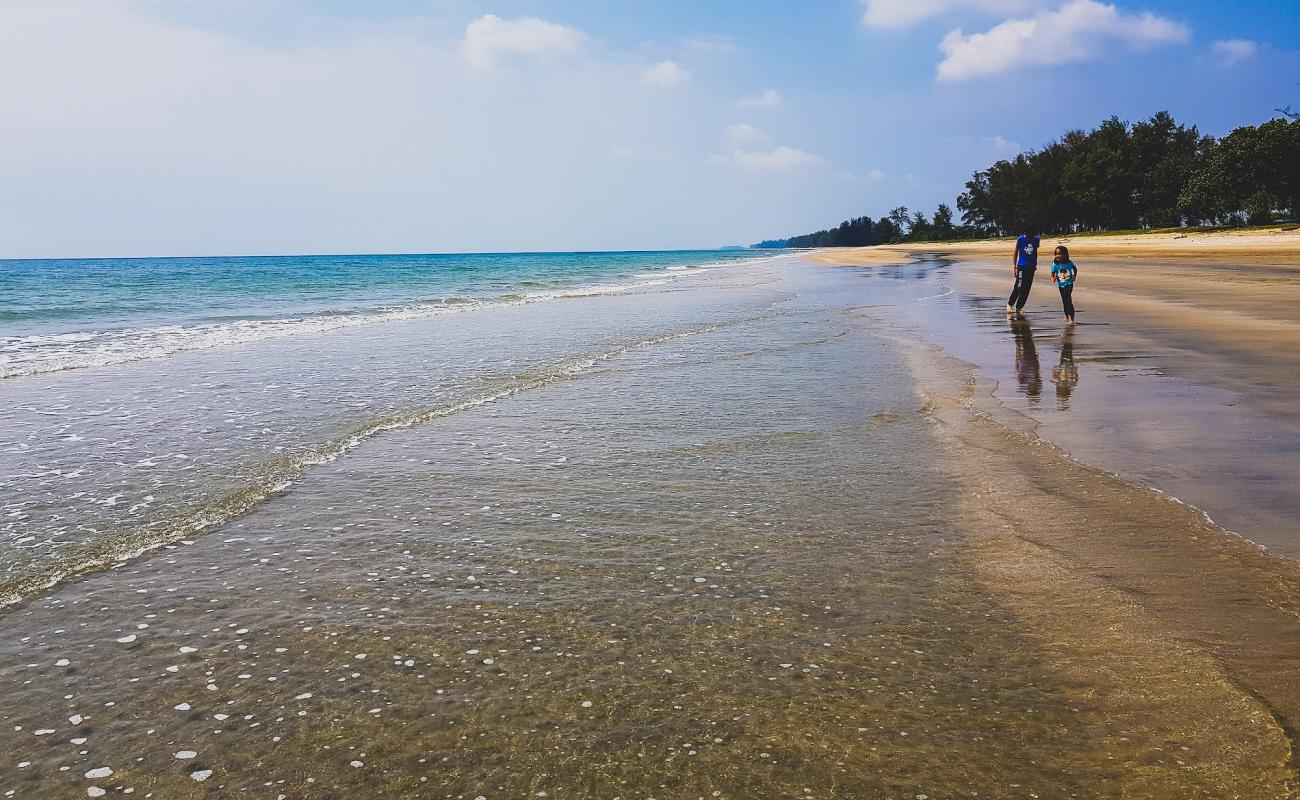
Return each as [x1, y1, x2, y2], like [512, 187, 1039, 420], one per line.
[1, 257, 1296, 797]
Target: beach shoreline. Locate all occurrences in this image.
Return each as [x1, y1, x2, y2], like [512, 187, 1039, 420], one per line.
[802, 229, 1300, 555]
[2, 251, 1298, 796]
[894, 332, 1300, 796]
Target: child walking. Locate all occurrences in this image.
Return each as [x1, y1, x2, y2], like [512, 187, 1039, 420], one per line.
[1050, 245, 1077, 325]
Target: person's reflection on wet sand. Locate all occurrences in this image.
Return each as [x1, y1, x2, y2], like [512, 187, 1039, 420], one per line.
[1010, 318, 1042, 403]
[1052, 329, 1079, 410]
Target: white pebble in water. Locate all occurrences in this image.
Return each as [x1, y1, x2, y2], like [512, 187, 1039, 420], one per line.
[34, 729, 55, 736]
[84, 767, 113, 779]
[179, 646, 197, 654]
[190, 769, 213, 782]
[581, 700, 593, 708]
[116, 635, 137, 644]
[174, 703, 191, 711]
[175, 751, 197, 760]
[295, 692, 313, 700]
[69, 715, 83, 725]
[350, 760, 364, 768]
[55, 659, 70, 667]
[87, 788, 106, 798]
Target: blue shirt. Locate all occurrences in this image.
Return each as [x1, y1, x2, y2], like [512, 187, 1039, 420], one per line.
[1051, 260, 1076, 287]
[1015, 235, 1040, 268]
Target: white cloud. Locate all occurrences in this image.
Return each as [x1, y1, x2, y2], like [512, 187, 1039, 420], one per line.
[737, 89, 781, 108]
[726, 123, 768, 147]
[642, 60, 691, 88]
[936, 0, 1189, 81]
[710, 146, 827, 173]
[1211, 39, 1258, 68]
[0, 2, 755, 256]
[860, 0, 1042, 29]
[462, 14, 583, 68]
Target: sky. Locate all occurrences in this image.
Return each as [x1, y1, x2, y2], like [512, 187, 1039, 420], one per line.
[0, 0, 1296, 257]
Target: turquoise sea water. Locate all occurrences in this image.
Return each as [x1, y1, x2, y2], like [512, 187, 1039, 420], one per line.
[0, 249, 778, 605]
[0, 250, 771, 377]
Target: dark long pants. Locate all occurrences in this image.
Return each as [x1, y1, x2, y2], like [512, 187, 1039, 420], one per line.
[1007, 268, 1035, 309]
[1059, 285, 1075, 318]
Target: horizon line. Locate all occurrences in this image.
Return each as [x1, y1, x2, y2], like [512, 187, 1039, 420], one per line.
[0, 246, 775, 263]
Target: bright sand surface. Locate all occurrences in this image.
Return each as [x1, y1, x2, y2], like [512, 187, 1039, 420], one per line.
[2, 246, 1299, 797]
[809, 226, 1300, 267]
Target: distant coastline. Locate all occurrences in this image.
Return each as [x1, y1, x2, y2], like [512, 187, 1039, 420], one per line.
[802, 224, 1300, 266]
[756, 111, 1299, 249]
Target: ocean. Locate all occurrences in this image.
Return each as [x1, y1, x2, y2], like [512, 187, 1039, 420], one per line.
[2, 249, 1296, 797]
[1, 251, 770, 379]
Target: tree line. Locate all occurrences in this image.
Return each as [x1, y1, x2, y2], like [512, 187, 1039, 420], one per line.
[754, 111, 1299, 247]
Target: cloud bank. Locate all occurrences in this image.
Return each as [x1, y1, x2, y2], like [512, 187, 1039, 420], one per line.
[725, 123, 768, 147]
[860, 0, 1042, 29]
[1211, 39, 1258, 68]
[711, 146, 827, 173]
[737, 89, 782, 109]
[936, 0, 1188, 80]
[642, 60, 691, 88]
[462, 14, 583, 68]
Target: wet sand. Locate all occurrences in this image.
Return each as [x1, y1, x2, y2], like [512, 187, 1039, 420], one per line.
[805, 233, 1300, 793]
[810, 231, 1300, 551]
[902, 338, 1300, 796]
[3, 254, 1300, 797]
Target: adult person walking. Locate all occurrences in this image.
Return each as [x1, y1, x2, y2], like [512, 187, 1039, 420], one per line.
[1006, 225, 1040, 318]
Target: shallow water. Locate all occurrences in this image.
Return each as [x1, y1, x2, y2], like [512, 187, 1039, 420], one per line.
[1, 261, 1093, 797]
[2, 256, 1296, 797]
[0, 253, 772, 604]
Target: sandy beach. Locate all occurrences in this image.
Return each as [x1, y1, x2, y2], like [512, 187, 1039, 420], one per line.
[802, 229, 1300, 795]
[808, 226, 1300, 266]
[807, 228, 1300, 545]
[815, 229, 1300, 409]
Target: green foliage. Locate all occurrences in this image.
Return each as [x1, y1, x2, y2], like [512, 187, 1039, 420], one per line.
[1178, 117, 1300, 225]
[757, 216, 877, 248]
[756, 111, 1299, 248]
[958, 112, 1299, 234]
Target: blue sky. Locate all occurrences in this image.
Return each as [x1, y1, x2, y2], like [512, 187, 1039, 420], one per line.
[1, 0, 1296, 257]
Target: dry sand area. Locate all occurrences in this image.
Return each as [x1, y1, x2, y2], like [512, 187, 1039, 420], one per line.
[809, 226, 1300, 267]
